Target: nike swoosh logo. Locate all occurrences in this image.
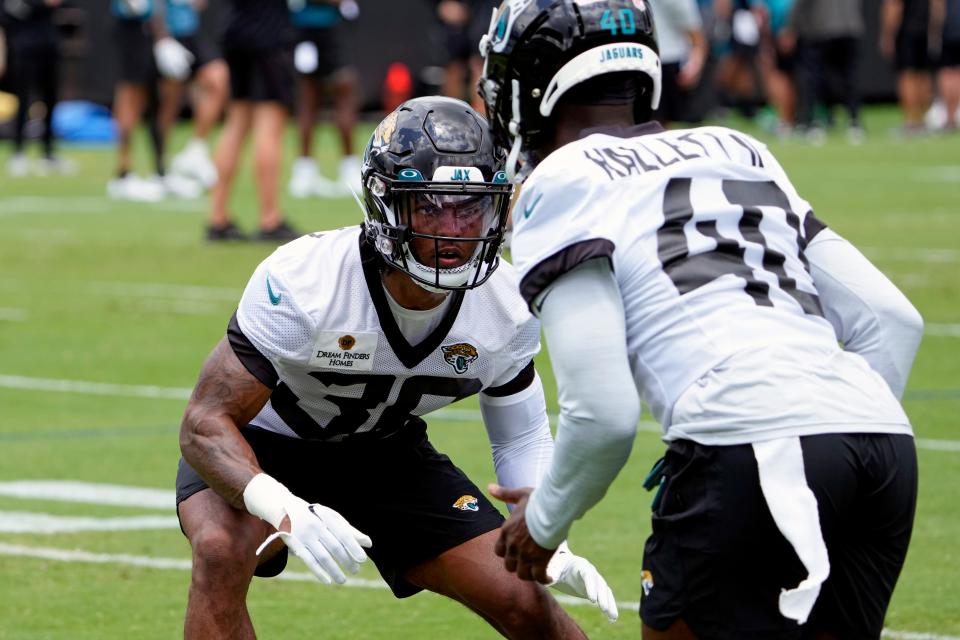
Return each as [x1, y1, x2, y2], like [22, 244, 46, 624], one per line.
[266, 277, 281, 305]
[523, 193, 543, 219]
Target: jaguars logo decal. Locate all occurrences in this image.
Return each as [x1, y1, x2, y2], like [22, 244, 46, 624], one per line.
[338, 335, 356, 350]
[452, 495, 480, 512]
[371, 110, 398, 152]
[441, 343, 479, 374]
[641, 570, 655, 596]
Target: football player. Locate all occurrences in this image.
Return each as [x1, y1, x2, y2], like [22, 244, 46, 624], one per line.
[177, 97, 617, 639]
[479, 2, 924, 639]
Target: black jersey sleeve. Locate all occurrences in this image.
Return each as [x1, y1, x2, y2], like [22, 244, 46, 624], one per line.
[227, 312, 279, 388]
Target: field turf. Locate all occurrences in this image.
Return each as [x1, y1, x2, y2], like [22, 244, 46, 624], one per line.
[0, 107, 957, 638]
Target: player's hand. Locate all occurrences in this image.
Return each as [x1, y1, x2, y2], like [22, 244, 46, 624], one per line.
[256, 498, 372, 585]
[488, 484, 555, 584]
[546, 542, 619, 622]
[243, 474, 371, 585]
[153, 37, 194, 81]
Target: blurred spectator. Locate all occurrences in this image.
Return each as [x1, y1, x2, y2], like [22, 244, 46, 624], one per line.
[881, 0, 934, 133]
[648, 0, 708, 124]
[158, 0, 229, 192]
[288, 0, 362, 199]
[3, 0, 71, 177]
[106, 0, 167, 201]
[207, 0, 300, 242]
[712, 0, 762, 119]
[786, 0, 865, 143]
[755, 0, 797, 132]
[933, 0, 960, 130]
[432, 0, 496, 112]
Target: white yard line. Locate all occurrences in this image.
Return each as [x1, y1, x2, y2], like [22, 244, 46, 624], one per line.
[0, 542, 956, 638]
[862, 247, 960, 264]
[0, 481, 174, 508]
[0, 308, 28, 321]
[0, 511, 179, 534]
[89, 281, 242, 302]
[926, 324, 960, 338]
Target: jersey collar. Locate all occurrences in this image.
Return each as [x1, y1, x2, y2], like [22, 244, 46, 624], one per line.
[578, 120, 665, 141]
[358, 232, 465, 369]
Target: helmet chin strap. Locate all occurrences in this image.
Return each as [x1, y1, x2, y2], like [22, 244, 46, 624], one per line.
[505, 78, 524, 182]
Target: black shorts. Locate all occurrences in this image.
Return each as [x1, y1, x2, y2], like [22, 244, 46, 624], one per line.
[640, 433, 917, 640]
[896, 32, 934, 71]
[295, 26, 351, 78]
[113, 19, 156, 84]
[176, 34, 223, 77]
[225, 45, 295, 109]
[176, 421, 504, 597]
[937, 41, 960, 68]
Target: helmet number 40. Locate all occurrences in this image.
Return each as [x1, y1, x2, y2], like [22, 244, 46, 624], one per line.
[600, 9, 637, 36]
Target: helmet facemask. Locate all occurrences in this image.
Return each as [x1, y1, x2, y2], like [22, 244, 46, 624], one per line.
[365, 173, 512, 292]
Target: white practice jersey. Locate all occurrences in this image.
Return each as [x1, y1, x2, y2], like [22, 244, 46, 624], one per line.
[510, 123, 910, 445]
[231, 226, 540, 441]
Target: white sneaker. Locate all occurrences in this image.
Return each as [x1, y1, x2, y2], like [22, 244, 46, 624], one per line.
[289, 157, 321, 199]
[35, 156, 77, 176]
[107, 173, 166, 202]
[8, 153, 29, 177]
[170, 139, 218, 189]
[155, 173, 203, 199]
[338, 155, 363, 196]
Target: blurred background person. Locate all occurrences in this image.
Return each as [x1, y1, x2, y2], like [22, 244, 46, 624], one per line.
[881, 0, 934, 134]
[786, 0, 865, 144]
[157, 0, 228, 192]
[287, 0, 362, 199]
[107, 0, 166, 202]
[2, 0, 71, 177]
[932, 0, 960, 130]
[431, 0, 496, 113]
[712, 0, 763, 120]
[648, 0, 708, 125]
[206, 0, 300, 242]
[755, 0, 798, 135]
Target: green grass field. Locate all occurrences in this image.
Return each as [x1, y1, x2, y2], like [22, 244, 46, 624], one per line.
[0, 107, 958, 639]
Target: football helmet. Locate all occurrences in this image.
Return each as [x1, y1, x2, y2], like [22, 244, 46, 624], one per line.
[479, 0, 662, 180]
[361, 97, 512, 292]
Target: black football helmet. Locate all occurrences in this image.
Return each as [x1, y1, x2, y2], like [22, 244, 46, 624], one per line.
[361, 97, 512, 292]
[479, 0, 661, 180]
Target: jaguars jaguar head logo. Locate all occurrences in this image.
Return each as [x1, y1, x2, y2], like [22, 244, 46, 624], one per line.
[452, 495, 480, 512]
[441, 343, 479, 374]
[338, 335, 356, 350]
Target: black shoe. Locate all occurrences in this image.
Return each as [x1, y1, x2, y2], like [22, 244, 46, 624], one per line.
[206, 221, 248, 242]
[255, 220, 301, 243]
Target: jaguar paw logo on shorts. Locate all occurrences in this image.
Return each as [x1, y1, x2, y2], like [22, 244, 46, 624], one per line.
[641, 570, 655, 596]
[452, 495, 480, 512]
[441, 343, 479, 374]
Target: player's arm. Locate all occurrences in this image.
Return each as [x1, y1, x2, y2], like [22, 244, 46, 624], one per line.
[480, 364, 553, 492]
[526, 257, 640, 548]
[180, 337, 272, 507]
[493, 259, 639, 593]
[880, 0, 903, 59]
[804, 220, 924, 399]
[482, 362, 620, 621]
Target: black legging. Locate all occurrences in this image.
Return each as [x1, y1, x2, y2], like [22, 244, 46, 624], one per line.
[796, 36, 862, 128]
[9, 41, 60, 158]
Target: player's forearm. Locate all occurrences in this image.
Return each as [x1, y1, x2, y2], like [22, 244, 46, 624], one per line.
[480, 374, 554, 491]
[806, 229, 923, 399]
[525, 259, 640, 548]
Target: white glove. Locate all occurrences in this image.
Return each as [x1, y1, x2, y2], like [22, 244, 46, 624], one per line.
[153, 37, 194, 81]
[243, 473, 372, 585]
[546, 541, 619, 622]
